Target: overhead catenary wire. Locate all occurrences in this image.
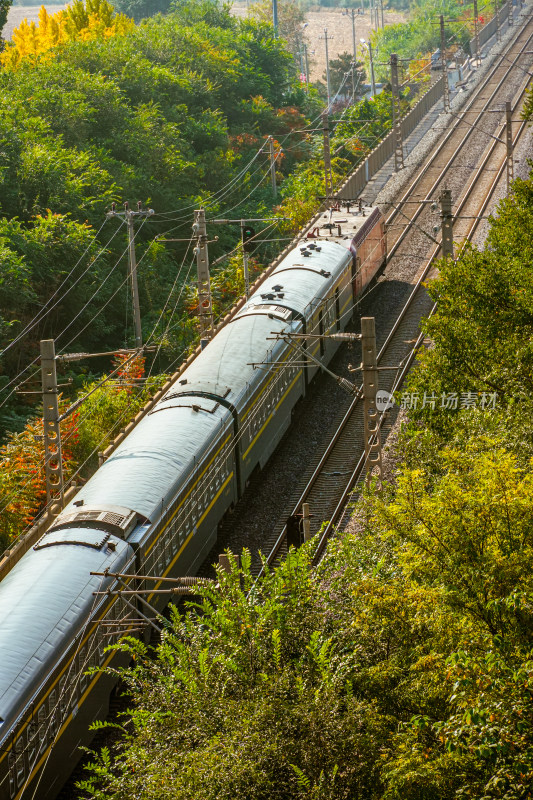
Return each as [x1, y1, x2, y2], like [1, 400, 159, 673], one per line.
[0, 222, 138, 413]
[0, 217, 117, 360]
[56, 217, 150, 355]
[154, 140, 271, 220]
[1, 66, 383, 543]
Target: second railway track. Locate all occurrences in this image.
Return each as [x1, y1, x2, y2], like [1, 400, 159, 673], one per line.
[199, 14, 533, 578]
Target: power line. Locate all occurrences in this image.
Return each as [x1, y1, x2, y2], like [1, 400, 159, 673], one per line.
[0, 218, 116, 359]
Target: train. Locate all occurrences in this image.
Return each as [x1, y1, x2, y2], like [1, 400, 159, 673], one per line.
[0, 200, 386, 800]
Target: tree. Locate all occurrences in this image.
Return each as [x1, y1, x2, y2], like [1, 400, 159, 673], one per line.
[322, 51, 366, 103]
[1, 0, 134, 68]
[371, 442, 533, 799]
[402, 176, 533, 434]
[111, 0, 172, 22]
[249, 0, 306, 57]
[0, 0, 12, 44]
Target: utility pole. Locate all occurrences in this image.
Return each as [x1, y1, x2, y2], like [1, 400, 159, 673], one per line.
[495, 0, 501, 43]
[508, 0, 513, 26]
[473, 0, 480, 64]
[368, 40, 376, 97]
[272, 0, 278, 36]
[440, 15, 450, 113]
[193, 209, 214, 347]
[349, 9, 357, 103]
[41, 339, 64, 507]
[322, 111, 333, 199]
[361, 317, 383, 489]
[106, 202, 154, 350]
[319, 28, 334, 107]
[268, 136, 278, 197]
[304, 43, 310, 91]
[240, 220, 250, 298]
[439, 189, 454, 259]
[380, 0, 385, 29]
[506, 101, 514, 192]
[350, 8, 356, 60]
[390, 53, 404, 171]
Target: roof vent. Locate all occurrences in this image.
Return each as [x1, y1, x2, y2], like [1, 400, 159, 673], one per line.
[320, 269, 331, 278]
[48, 504, 139, 539]
[35, 531, 110, 552]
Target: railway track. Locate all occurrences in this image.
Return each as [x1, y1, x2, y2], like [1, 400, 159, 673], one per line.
[216, 16, 533, 576]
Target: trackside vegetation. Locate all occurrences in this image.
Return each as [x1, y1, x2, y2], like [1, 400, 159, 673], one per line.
[0, 0, 435, 548]
[77, 149, 533, 800]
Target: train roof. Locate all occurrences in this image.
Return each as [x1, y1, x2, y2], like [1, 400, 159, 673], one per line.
[0, 532, 132, 735]
[164, 312, 301, 415]
[240, 239, 352, 318]
[62, 397, 234, 523]
[300, 202, 382, 250]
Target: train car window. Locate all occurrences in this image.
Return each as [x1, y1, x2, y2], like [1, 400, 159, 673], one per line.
[47, 689, 58, 740]
[37, 705, 47, 755]
[15, 736, 25, 789]
[319, 311, 325, 356]
[8, 751, 15, 799]
[78, 644, 88, 694]
[27, 719, 38, 766]
[59, 676, 67, 716]
[97, 631, 105, 665]
[171, 524, 179, 556]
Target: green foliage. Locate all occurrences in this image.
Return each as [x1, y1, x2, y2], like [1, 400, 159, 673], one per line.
[0, 1, 318, 437]
[402, 174, 533, 444]
[111, 0, 172, 21]
[278, 88, 410, 232]
[79, 545, 454, 799]
[322, 52, 366, 102]
[250, 0, 306, 57]
[370, 0, 474, 81]
[78, 155, 533, 800]
[0, 0, 11, 39]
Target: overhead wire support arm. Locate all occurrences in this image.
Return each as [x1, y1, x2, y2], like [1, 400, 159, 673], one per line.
[267, 332, 362, 342]
[91, 570, 217, 586]
[260, 333, 359, 395]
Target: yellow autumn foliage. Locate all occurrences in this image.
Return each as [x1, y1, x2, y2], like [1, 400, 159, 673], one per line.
[1, 0, 134, 69]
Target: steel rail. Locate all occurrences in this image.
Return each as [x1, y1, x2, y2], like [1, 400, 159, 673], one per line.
[382, 25, 533, 261]
[310, 90, 531, 564]
[258, 36, 533, 576]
